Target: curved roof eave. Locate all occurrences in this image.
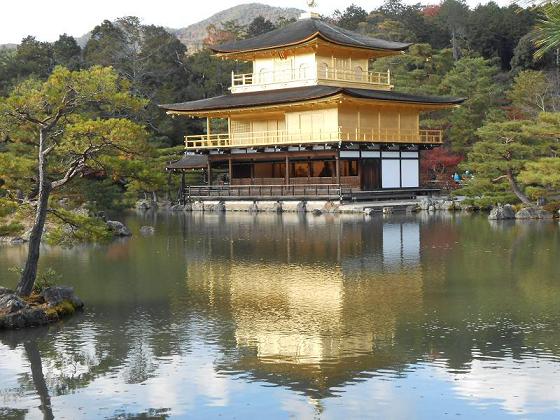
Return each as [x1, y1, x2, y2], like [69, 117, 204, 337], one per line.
[210, 18, 411, 55]
[211, 33, 411, 55]
[159, 86, 465, 114]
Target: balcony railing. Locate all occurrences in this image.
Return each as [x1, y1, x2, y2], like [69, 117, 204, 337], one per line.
[231, 66, 392, 92]
[319, 67, 391, 86]
[185, 127, 443, 150]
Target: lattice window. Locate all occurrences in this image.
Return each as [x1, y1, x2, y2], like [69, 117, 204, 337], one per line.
[230, 120, 250, 133]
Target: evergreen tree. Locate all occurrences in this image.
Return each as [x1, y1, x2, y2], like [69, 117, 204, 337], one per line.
[438, 57, 502, 152]
[246, 16, 276, 38]
[0, 66, 148, 296]
[332, 5, 368, 30]
[461, 113, 560, 204]
[52, 34, 82, 70]
[508, 70, 560, 117]
[13, 36, 54, 80]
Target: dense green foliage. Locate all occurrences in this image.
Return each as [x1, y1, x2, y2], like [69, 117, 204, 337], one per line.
[335, 1, 560, 205]
[0, 66, 157, 246]
[1, 0, 560, 217]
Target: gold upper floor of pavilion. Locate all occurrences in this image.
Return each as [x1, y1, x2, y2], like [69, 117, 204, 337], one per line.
[159, 15, 464, 150]
[213, 15, 410, 94]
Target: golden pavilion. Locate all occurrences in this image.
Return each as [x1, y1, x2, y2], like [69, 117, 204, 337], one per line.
[161, 11, 463, 200]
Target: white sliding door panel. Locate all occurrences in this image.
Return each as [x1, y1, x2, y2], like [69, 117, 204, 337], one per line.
[401, 159, 419, 188]
[382, 160, 400, 188]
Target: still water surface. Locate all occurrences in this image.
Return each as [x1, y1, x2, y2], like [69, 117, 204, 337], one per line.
[0, 212, 559, 419]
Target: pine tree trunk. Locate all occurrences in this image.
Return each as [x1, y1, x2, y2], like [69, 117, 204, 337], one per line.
[507, 169, 531, 205]
[16, 129, 51, 297]
[452, 30, 459, 61]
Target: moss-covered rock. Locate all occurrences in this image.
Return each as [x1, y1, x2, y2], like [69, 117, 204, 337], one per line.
[0, 287, 83, 330]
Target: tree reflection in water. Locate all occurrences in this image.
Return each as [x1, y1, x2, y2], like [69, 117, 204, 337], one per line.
[0, 213, 559, 417]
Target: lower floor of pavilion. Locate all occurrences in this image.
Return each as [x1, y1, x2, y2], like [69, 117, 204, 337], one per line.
[212, 144, 422, 189]
[167, 143, 437, 200]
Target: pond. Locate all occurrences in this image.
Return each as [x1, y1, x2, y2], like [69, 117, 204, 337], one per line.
[1, 212, 559, 419]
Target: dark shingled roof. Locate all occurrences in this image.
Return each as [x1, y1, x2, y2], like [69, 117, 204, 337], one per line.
[166, 154, 208, 170]
[211, 18, 411, 54]
[160, 85, 464, 113]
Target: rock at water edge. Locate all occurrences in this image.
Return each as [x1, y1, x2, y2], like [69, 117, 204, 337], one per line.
[488, 204, 516, 220]
[106, 220, 132, 236]
[515, 207, 554, 220]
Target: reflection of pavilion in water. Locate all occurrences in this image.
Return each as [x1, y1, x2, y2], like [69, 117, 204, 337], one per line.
[185, 215, 424, 397]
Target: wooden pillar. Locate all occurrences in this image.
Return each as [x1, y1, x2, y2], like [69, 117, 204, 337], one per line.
[285, 154, 290, 185]
[397, 111, 401, 141]
[180, 172, 185, 203]
[250, 160, 254, 184]
[357, 150, 362, 183]
[335, 153, 341, 186]
[207, 160, 212, 186]
[228, 157, 232, 184]
[377, 111, 381, 141]
[206, 117, 211, 140]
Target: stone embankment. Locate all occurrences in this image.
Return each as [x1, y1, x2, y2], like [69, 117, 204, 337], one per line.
[134, 197, 474, 215]
[135, 198, 559, 220]
[0, 286, 83, 330]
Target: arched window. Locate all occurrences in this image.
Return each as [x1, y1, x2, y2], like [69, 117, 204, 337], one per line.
[354, 66, 364, 81]
[299, 64, 308, 80]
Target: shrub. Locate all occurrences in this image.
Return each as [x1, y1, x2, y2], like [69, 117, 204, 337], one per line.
[0, 222, 24, 236]
[33, 268, 62, 294]
[0, 198, 18, 218]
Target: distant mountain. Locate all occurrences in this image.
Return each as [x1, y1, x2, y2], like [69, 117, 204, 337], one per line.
[4, 3, 303, 52]
[174, 3, 303, 52]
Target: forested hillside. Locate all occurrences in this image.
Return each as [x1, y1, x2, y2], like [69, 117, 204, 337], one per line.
[174, 3, 302, 51]
[1, 0, 560, 242]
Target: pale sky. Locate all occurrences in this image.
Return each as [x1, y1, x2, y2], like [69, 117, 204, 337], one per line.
[1, 0, 511, 45]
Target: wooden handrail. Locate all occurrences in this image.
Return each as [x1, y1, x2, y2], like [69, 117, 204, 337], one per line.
[230, 66, 392, 89]
[184, 127, 443, 149]
[183, 184, 353, 200]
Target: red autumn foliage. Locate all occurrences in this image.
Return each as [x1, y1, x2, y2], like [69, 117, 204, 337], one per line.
[420, 147, 463, 189]
[423, 5, 441, 17]
[203, 24, 237, 48]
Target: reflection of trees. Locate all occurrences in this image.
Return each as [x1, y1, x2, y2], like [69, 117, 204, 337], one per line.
[0, 303, 190, 414]
[1, 212, 559, 407]
[1, 329, 53, 420]
[419, 215, 560, 369]
[0, 408, 28, 419]
[181, 213, 560, 396]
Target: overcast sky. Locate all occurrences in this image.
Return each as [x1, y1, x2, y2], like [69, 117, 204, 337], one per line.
[2, 0, 511, 45]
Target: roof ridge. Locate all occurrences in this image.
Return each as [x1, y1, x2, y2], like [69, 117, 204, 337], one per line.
[315, 20, 368, 47]
[211, 17, 410, 54]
